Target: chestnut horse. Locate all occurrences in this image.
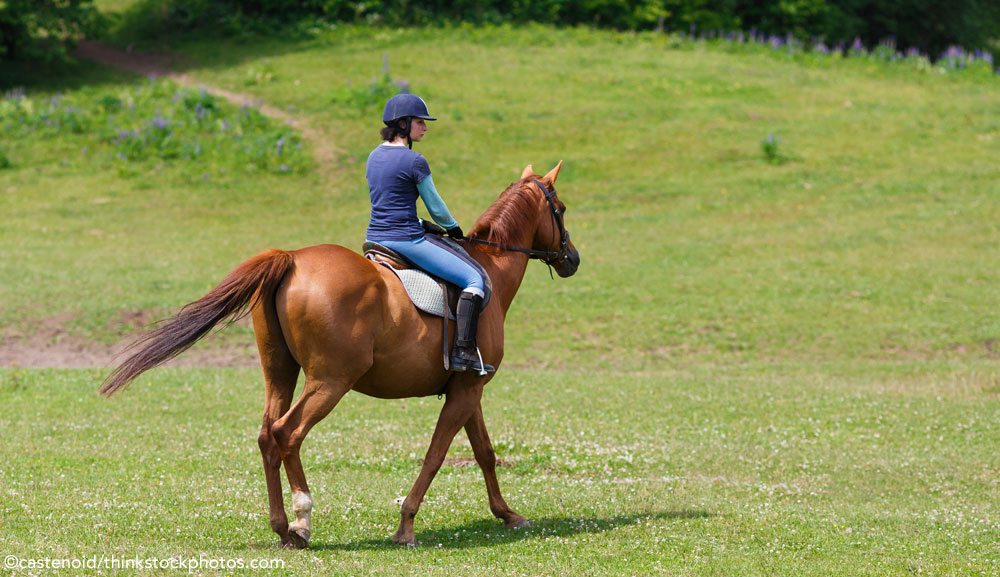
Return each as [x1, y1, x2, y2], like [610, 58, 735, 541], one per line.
[100, 162, 580, 547]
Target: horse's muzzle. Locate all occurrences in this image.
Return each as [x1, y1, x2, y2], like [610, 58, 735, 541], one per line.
[555, 248, 580, 278]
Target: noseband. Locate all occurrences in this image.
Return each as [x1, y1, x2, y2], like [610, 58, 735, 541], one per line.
[467, 179, 571, 272]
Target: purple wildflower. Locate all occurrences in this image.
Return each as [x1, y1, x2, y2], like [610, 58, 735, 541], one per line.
[276, 136, 285, 156]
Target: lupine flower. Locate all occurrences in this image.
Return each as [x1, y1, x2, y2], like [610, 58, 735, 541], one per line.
[276, 135, 285, 156]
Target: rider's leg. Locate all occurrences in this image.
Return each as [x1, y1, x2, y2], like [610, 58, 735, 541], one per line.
[376, 237, 493, 374]
[449, 291, 493, 374]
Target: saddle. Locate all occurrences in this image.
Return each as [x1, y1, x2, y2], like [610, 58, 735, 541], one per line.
[363, 236, 492, 371]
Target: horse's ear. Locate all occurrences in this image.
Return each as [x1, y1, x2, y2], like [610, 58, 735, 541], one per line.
[520, 164, 534, 180]
[543, 160, 563, 184]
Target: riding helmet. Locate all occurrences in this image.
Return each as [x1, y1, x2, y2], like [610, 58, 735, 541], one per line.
[382, 94, 437, 125]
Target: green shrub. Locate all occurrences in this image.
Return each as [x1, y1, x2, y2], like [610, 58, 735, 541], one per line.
[0, 0, 105, 61]
[330, 57, 408, 116]
[109, 0, 999, 59]
[760, 133, 782, 165]
[0, 80, 309, 176]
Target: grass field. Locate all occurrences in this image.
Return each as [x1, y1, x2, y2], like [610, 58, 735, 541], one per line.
[1, 19, 999, 576]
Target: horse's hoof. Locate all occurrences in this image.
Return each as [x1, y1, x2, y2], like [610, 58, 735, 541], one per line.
[392, 532, 416, 546]
[287, 527, 310, 549]
[505, 517, 530, 530]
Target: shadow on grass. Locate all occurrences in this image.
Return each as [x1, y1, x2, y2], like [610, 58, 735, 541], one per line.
[308, 510, 713, 551]
[0, 57, 138, 92]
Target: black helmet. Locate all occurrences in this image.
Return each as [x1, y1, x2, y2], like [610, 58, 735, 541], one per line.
[382, 94, 436, 125]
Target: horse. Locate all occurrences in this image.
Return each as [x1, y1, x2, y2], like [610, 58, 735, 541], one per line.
[100, 161, 580, 548]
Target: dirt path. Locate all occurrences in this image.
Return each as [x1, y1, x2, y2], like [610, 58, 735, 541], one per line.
[1, 312, 260, 369]
[74, 40, 339, 172]
[1, 41, 343, 369]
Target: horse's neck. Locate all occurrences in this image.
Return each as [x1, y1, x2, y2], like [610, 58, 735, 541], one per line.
[475, 232, 534, 316]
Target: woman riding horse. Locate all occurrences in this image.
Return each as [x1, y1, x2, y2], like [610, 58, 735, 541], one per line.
[101, 127, 580, 548]
[366, 93, 492, 374]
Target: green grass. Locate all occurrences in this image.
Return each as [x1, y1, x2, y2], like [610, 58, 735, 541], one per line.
[1, 364, 998, 575]
[1, 22, 1000, 575]
[2, 25, 998, 363]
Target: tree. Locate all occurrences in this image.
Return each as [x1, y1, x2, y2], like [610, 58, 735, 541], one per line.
[0, 0, 104, 61]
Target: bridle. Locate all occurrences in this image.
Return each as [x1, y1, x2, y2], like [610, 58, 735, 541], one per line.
[467, 179, 571, 274]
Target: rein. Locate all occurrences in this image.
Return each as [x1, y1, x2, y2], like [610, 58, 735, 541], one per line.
[467, 179, 570, 277]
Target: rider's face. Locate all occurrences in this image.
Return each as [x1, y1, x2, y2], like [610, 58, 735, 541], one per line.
[408, 118, 428, 142]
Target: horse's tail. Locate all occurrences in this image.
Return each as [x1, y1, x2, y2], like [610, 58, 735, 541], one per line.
[100, 249, 294, 396]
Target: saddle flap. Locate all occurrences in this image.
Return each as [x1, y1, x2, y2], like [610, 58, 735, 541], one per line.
[362, 236, 492, 320]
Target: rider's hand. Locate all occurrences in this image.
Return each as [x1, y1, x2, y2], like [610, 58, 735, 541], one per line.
[446, 226, 464, 240]
[420, 219, 447, 236]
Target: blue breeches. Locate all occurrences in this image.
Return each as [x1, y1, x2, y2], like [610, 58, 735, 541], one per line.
[373, 236, 485, 296]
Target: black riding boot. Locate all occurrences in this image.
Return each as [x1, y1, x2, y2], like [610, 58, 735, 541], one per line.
[450, 292, 495, 374]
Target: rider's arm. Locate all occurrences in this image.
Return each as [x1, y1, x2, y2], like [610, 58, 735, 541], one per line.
[416, 174, 459, 230]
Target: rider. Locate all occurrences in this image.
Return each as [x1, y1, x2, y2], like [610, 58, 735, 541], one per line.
[365, 93, 494, 374]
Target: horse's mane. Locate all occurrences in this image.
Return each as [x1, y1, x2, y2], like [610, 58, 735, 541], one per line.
[468, 178, 539, 253]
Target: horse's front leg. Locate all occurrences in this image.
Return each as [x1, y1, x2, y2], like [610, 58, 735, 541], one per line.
[393, 379, 483, 546]
[464, 403, 529, 529]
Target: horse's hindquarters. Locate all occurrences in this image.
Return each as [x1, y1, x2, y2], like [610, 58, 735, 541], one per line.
[269, 245, 451, 398]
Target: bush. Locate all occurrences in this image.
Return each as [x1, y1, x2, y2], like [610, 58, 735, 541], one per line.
[108, 0, 1000, 57]
[0, 0, 105, 61]
[0, 80, 309, 176]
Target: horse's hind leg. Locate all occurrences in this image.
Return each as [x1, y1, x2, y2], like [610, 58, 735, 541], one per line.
[464, 403, 529, 529]
[271, 375, 352, 549]
[253, 307, 300, 548]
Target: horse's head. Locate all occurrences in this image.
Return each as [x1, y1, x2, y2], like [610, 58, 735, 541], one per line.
[520, 161, 580, 278]
[469, 161, 581, 277]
